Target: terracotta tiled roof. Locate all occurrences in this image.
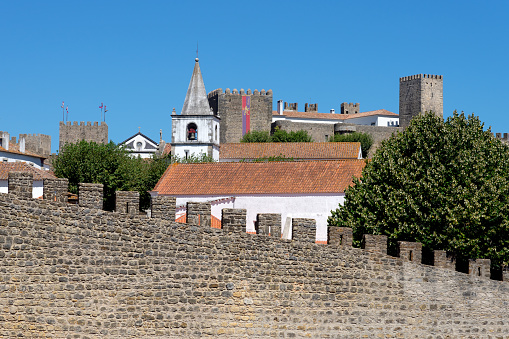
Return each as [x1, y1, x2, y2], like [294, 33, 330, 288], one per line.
[0, 145, 46, 159]
[0, 162, 56, 180]
[176, 213, 222, 228]
[153, 160, 366, 195]
[272, 109, 398, 120]
[220, 142, 361, 160]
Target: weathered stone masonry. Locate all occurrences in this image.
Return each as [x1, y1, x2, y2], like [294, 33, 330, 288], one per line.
[1, 190, 509, 338]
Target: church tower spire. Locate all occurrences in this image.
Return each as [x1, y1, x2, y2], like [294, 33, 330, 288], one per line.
[181, 58, 212, 115]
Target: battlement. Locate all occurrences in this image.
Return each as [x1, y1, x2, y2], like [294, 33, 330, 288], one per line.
[400, 74, 443, 82]
[341, 102, 360, 114]
[210, 88, 273, 96]
[304, 103, 318, 112]
[1, 174, 509, 337]
[284, 102, 298, 111]
[59, 120, 108, 150]
[495, 132, 509, 142]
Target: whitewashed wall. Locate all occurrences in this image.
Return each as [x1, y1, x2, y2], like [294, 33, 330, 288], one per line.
[172, 193, 345, 242]
[0, 179, 44, 198]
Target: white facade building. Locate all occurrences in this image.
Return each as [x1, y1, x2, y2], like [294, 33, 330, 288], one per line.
[119, 131, 159, 159]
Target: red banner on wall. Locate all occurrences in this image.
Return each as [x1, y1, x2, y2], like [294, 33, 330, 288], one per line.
[242, 95, 251, 136]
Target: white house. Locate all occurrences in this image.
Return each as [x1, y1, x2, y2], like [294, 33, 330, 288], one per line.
[119, 131, 159, 159]
[0, 132, 48, 170]
[171, 58, 220, 161]
[151, 160, 365, 242]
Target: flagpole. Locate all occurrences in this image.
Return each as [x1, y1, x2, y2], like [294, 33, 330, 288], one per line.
[61, 101, 65, 121]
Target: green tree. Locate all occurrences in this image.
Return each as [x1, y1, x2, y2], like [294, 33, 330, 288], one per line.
[330, 132, 373, 158]
[328, 111, 509, 268]
[53, 141, 215, 211]
[241, 130, 271, 143]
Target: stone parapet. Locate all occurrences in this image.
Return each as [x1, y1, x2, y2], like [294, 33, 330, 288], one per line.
[115, 191, 139, 215]
[78, 183, 103, 209]
[8, 171, 33, 199]
[469, 259, 491, 279]
[292, 218, 316, 243]
[433, 250, 456, 270]
[186, 202, 211, 226]
[256, 213, 281, 237]
[362, 234, 387, 254]
[398, 241, 423, 263]
[328, 226, 353, 247]
[43, 178, 68, 203]
[222, 208, 246, 233]
[150, 196, 176, 220]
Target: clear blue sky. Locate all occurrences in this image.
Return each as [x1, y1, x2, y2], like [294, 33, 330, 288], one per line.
[1, 1, 508, 153]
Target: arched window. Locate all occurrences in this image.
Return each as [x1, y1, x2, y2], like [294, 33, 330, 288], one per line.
[215, 125, 218, 141]
[187, 123, 198, 141]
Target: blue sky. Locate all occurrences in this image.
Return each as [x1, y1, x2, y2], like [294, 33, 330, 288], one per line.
[1, 1, 508, 152]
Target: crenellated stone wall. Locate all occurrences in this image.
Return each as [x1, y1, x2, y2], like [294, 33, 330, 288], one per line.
[150, 195, 176, 220]
[43, 177, 69, 203]
[291, 218, 316, 243]
[115, 191, 139, 215]
[78, 183, 103, 209]
[186, 201, 211, 226]
[1, 191, 509, 337]
[7, 171, 33, 199]
[221, 208, 246, 233]
[256, 213, 281, 237]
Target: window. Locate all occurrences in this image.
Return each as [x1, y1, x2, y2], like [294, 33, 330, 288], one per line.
[184, 150, 189, 159]
[215, 126, 218, 141]
[136, 141, 143, 151]
[187, 123, 198, 141]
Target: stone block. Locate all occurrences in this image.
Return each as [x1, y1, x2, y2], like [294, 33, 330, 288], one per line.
[292, 218, 316, 243]
[187, 202, 211, 226]
[43, 178, 68, 203]
[150, 196, 176, 220]
[222, 208, 246, 233]
[433, 250, 456, 270]
[469, 259, 491, 279]
[397, 241, 422, 263]
[256, 213, 281, 237]
[78, 183, 103, 210]
[8, 172, 33, 199]
[362, 234, 387, 254]
[115, 191, 139, 215]
[328, 227, 353, 247]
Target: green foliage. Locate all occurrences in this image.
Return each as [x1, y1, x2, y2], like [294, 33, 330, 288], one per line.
[53, 141, 215, 211]
[241, 128, 313, 143]
[271, 128, 313, 142]
[330, 132, 373, 158]
[241, 130, 271, 143]
[328, 111, 509, 268]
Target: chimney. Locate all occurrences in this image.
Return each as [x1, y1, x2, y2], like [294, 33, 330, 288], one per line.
[1, 132, 9, 150]
[330, 109, 335, 114]
[19, 136, 25, 153]
[277, 100, 284, 115]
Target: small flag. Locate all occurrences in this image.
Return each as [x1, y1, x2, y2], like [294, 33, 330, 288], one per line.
[99, 102, 103, 109]
[104, 105, 108, 113]
[66, 105, 68, 112]
[61, 101, 64, 109]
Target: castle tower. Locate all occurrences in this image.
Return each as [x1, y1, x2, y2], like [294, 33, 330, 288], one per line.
[59, 121, 108, 151]
[171, 58, 220, 161]
[208, 88, 272, 144]
[399, 74, 443, 128]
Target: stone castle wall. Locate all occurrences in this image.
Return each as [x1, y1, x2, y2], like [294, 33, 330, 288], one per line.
[208, 88, 273, 143]
[1, 186, 509, 337]
[19, 133, 51, 156]
[272, 120, 335, 143]
[59, 121, 108, 151]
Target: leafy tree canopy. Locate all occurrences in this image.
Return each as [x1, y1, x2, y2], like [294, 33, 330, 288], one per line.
[241, 128, 313, 142]
[53, 141, 214, 211]
[330, 132, 373, 158]
[328, 112, 509, 268]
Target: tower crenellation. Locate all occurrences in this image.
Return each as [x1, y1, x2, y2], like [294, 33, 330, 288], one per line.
[59, 121, 108, 151]
[399, 74, 443, 128]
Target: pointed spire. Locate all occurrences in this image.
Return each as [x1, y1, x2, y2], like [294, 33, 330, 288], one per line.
[181, 58, 212, 115]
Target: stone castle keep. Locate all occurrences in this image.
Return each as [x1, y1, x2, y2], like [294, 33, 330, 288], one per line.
[1, 172, 509, 337]
[59, 121, 108, 151]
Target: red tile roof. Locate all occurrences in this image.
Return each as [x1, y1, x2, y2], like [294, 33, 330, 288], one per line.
[0, 145, 46, 159]
[162, 143, 172, 156]
[273, 109, 398, 120]
[0, 162, 56, 180]
[220, 142, 361, 160]
[153, 160, 366, 195]
[176, 213, 222, 228]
